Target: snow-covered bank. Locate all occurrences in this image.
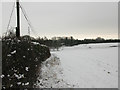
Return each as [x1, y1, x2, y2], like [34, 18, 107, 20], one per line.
[51, 43, 118, 88]
[35, 54, 75, 88]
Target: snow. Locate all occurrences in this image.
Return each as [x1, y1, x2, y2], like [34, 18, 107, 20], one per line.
[25, 82, 29, 85]
[17, 82, 22, 85]
[25, 67, 29, 71]
[22, 83, 24, 86]
[7, 50, 16, 57]
[32, 42, 47, 47]
[32, 42, 40, 45]
[11, 50, 16, 54]
[14, 73, 24, 79]
[40, 44, 47, 47]
[7, 74, 10, 77]
[7, 54, 11, 57]
[23, 56, 26, 58]
[14, 69, 17, 72]
[37, 43, 118, 88]
[1, 75, 5, 78]
[18, 40, 21, 42]
[10, 84, 13, 87]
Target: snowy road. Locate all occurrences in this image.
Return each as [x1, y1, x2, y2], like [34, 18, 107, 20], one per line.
[36, 43, 118, 88]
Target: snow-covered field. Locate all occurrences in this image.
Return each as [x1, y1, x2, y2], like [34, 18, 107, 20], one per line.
[36, 43, 119, 88]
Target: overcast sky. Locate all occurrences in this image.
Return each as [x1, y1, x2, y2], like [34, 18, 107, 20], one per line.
[2, 2, 118, 39]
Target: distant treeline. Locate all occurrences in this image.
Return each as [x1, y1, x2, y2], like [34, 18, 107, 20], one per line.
[29, 36, 120, 50]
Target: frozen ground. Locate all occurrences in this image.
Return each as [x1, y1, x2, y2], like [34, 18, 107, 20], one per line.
[36, 43, 119, 88]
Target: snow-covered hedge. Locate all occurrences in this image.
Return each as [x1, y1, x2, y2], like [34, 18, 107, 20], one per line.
[2, 37, 50, 89]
